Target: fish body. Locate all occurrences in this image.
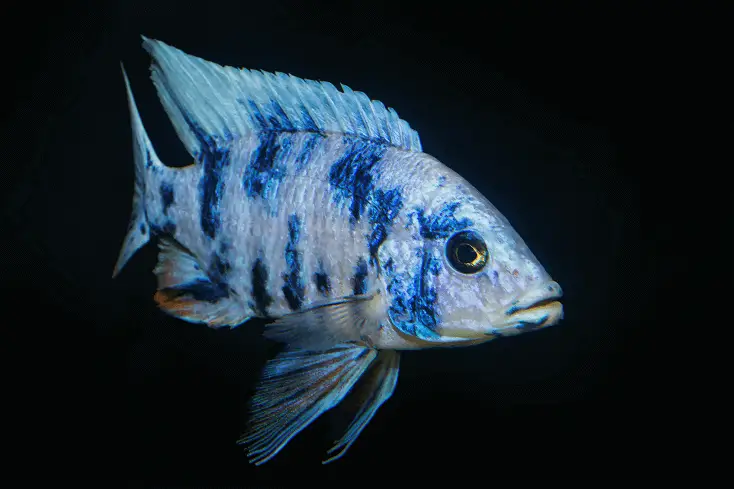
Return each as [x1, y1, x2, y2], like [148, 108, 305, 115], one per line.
[114, 37, 564, 464]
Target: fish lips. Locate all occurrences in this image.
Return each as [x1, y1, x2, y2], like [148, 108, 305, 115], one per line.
[485, 281, 564, 336]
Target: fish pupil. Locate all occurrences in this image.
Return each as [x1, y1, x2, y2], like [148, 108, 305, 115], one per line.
[456, 243, 478, 264]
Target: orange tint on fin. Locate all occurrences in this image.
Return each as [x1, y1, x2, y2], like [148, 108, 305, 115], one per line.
[153, 238, 249, 328]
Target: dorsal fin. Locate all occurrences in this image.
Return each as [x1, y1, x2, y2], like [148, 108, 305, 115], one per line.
[142, 36, 422, 158]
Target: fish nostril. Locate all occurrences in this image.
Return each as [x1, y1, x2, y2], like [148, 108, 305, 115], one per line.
[548, 282, 563, 296]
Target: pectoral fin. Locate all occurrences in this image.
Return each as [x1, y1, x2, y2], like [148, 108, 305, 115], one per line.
[262, 294, 383, 351]
[239, 343, 378, 465]
[323, 349, 400, 464]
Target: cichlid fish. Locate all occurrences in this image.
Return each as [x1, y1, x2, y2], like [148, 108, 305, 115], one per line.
[114, 37, 564, 465]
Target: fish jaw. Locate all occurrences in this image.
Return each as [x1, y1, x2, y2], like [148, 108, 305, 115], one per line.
[485, 281, 564, 336]
[412, 280, 564, 342]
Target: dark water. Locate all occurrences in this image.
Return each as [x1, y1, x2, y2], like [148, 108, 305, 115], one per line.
[2, 1, 724, 486]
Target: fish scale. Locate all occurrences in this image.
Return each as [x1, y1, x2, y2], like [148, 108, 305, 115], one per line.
[114, 37, 564, 465]
[145, 132, 386, 319]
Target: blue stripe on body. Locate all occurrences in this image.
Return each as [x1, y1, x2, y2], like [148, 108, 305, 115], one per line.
[314, 260, 331, 297]
[199, 144, 231, 239]
[328, 138, 388, 224]
[242, 132, 294, 206]
[352, 258, 369, 295]
[384, 202, 471, 339]
[415, 202, 473, 240]
[160, 182, 174, 215]
[329, 137, 403, 271]
[167, 101, 233, 241]
[294, 133, 325, 172]
[251, 257, 273, 316]
[367, 188, 403, 268]
[282, 214, 305, 311]
[173, 241, 231, 303]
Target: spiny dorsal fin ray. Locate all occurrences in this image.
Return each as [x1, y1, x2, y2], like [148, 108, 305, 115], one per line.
[142, 36, 422, 159]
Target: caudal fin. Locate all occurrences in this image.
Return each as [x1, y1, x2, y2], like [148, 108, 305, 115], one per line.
[112, 64, 163, 278]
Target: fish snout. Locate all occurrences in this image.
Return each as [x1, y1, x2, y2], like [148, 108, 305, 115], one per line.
[485, 281, 564, 336]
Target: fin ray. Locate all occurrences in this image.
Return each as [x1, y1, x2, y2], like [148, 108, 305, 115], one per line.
[262, 295, 382, 351]
[112, 65, 164, 277]
[153, 238, 249, 327]
[323, 349, 400, 464]
[239, 344, 377, 465]
[142, 36, 422, 161]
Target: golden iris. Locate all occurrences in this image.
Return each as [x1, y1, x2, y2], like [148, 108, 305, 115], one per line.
[446, 231, 489, 274]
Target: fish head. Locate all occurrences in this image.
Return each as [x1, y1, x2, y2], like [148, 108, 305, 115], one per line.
[382, 165, 563, 345]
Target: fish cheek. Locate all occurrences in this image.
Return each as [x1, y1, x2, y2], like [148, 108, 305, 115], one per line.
[435, 265, 494, 330]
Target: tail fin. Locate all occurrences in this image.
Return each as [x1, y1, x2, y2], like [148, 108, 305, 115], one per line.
[112, 64, 163, 278]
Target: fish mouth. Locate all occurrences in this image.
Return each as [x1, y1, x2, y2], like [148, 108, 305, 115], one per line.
[486, 281, 564, 335]
[507, 297, 562, 315]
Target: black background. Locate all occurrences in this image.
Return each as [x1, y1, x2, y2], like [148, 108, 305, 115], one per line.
[2, 1, 727, 486]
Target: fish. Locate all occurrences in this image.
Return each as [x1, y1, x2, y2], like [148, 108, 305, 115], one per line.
[113, 36, 564, 465]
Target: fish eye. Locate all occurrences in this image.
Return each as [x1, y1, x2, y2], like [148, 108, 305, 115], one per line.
[446, 231, 489, 274]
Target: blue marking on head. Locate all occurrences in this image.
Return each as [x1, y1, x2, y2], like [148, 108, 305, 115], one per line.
[491, 270, 500, 287]
[251, 257, 273, 316]
[139, 223, 147, 235]
[282, 214, 304, 311]
[505, 300, 522, 315]
[516, 317, 548, 332]
[416, 202, 473, 240]
[328, 138, 388, 224]
[413, 249, 442, 330]
[160, 182, 174, 216]
[385, 247, 443, 340]
[352, 258, 369, 295]
[243, 132, 292, 203]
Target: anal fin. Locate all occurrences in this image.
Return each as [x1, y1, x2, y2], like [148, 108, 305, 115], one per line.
[153, 238, 248, 327]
